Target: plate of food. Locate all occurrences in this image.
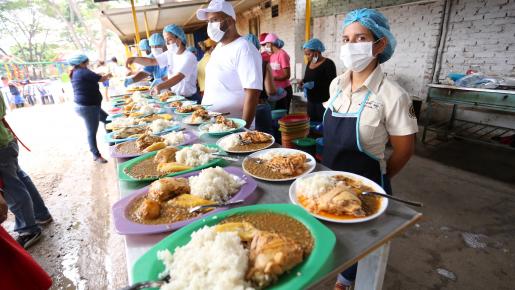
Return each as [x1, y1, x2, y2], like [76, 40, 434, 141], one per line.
[168, 100, 197, 109]
[104, 126, 149, 143]
[112, 166, 258, 235]
[198, 116, 246, 136]
[118, 144, 226, 182]
[173, 104, 206, 116]
[181, 108, 211, 125]
[217, 131, 275, 153]
[109, 131, 198, 158]
[130, 203, 335, 290]
[289, 171, 388, 223]
[242, 148, 316, 182]
[127, 86, 150, 92]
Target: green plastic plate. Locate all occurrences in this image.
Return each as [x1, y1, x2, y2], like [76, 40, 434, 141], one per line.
[117, 144, 226, 182]
[132, 204, 336, 290]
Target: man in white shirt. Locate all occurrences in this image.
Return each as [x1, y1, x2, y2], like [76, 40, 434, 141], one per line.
[197, 0, 262, 127]
[126, 25, 199, 102]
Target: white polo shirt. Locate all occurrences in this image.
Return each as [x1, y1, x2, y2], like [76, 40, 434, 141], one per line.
[155, 49, 198, 97]
[324, 65, 418, 173]
[202, 37, 262, 120]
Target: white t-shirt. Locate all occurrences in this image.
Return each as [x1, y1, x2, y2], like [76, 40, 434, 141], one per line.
[155, 50, 198, 97]
[324, 65, 419, 173]
[202, 37, 262, 119]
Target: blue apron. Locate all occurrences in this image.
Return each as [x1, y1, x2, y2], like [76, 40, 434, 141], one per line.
[322, 90, 391, 194]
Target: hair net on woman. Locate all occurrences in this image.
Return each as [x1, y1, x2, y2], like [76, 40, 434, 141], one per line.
[343, 8, 396, 63]
[163, 24, 187, 45]
[67, 54, 88, 66]
[275, 39, 284, 49]
[244, 34, 260, 50]
[139, 39, 150, 51]
[303, 38, 326, 52]
[149, 33, 165, 46]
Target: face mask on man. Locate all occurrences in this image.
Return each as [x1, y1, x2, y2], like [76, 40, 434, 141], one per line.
[167, 42, 179, 54]
[339, 41, 377, 72]
[207, 22, 225, 42]
[151, 47, 163, 55]
[312, 55, 319, 64]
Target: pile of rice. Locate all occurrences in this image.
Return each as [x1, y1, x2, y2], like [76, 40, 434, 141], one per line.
[149, 119, 172, 133]
[175, 144, 216, 167]
[296, 174, 342, 198]
[131, 91, 142, 100]
[219, 134, 240, 150]
[158, 226, 254, 290]
[189, 167, 245, 202]
[163, 131, 186, 146]
[139, 104, 155, 115]
[204, 123, 233, 133]
[111, 117, 136, 128]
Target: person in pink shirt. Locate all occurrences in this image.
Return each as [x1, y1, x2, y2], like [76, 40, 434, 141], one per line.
[259, 33, 271, 63]
[260, 33, 293, 112]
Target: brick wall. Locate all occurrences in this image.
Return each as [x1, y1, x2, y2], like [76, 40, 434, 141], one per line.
[438, 0, 515, 80]
[311, 0, 419, 18]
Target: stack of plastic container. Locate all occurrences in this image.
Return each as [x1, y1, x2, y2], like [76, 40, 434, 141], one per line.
[278, 114, 310, 148]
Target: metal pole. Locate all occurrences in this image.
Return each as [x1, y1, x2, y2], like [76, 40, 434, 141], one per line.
[143, 11, 151, 39]
[130, 0, 142, 56]
[304, 0, 311, 64]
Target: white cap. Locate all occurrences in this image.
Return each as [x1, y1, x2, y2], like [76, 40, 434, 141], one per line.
[196, 0, 236, 21]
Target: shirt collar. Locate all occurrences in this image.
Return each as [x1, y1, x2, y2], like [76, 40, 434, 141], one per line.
[340, 65, 385, 95]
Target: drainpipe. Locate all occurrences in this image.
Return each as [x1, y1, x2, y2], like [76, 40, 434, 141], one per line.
[432, 0, 452, 84]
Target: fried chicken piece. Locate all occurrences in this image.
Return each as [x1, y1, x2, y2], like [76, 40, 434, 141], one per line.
[215, 115, 236, 128]
[267, 153, 307, 176]
[147, 177, 190, 202]
[136, 134, 165, 150]
[176, 105, 202, 113]
[113, 127, 147, 139]
[314, 185, 365, 217]
[246, 231, 304, 288]
[191, 109, 209, 122]
[241, 131, 272, 144]
[170, 101, 182, 108]
[154, 147, 178, 164]
[136, 198, 161, 220]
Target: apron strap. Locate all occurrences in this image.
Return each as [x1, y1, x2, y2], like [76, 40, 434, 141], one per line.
[1, 118, 31, 152]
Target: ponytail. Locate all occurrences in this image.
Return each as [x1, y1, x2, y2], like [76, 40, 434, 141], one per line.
[68, 65, 81, 79]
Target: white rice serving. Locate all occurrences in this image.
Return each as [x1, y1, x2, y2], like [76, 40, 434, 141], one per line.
[296, 174, 342, 198]
[163, 131, 186, 146]
[219, 134, 240, 150]
[189, 167, 245, 202]
[175, 144, 215, 167]
[204, 123, 233, 133]
[158, 226, 254, 290]
[139, 104, 155, 115]
[149, 119, 174, 134]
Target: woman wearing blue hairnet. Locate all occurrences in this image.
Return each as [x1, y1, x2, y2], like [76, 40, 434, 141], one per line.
[301, 38, 337, 122]
[126, 25, 199, 103]
[324, 9, 418, 289]
[68, 54, 112, 163]
[125, 33, 168, 88]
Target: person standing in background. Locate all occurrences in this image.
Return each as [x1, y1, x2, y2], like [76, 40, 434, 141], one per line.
[68, 54, 112, 163]
[197, 38, 216, 97]
[0, 92, 53, 249]
[301, 38, 337, 122]
[258, 33, 271, 63]
[261, 33, 293, 112]
[196, 0, 262, 127]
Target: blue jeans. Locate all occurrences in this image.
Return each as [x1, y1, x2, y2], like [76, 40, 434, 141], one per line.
[0, 141, 51, 235]
[255, 103, 273, 134]
[74, 105, 108, 157]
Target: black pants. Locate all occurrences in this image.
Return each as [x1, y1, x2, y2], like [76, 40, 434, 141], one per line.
[307, 101, 325, 122]
[275, 85, 293, 113]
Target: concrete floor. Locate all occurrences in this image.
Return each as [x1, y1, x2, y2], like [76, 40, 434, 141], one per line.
[3, 104, 514, 289]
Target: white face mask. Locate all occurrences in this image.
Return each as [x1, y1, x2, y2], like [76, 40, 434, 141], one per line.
[312, 55, 319, 64]
[167, 43, 178, 54]
[151, 47, 163, 55]
[339, 42, 376, 72]
[264, 46, 272, 53]
[207, 22, 225, 42]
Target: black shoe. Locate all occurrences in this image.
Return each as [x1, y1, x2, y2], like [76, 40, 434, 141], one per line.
[16, 231, 42, 249]
[94, 156, 108, 164]
[36, 215, 53, 226]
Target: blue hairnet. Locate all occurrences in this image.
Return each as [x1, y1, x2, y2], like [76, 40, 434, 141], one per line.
[275, 39, 284, 49]
[67, 54, 88, 66]
[187, 46, 197, 53]
[163, 24, 187, 45]
[303, 38, 325, 52]
[244, 34, 260, 50]
[149, 33, 165, 46]
[139, 39, 150, 51]
[343, 8, 396, 63]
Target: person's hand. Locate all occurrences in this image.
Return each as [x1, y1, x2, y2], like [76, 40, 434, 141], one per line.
[0, 193, 8, 224]
[124, 77, 135, 88]
[125, 57, 135, 70]
[298, 80, 304, 89]
[106, 73, 113, 79]
[151, 84, 160, 96]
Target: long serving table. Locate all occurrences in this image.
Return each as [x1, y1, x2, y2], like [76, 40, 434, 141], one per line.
[115, 123, 422, 290]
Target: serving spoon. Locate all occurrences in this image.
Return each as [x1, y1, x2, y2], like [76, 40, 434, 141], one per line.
[362, 192, 423, 207]
[119, 274, 170, 290]
[189, 199, 245, 213]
